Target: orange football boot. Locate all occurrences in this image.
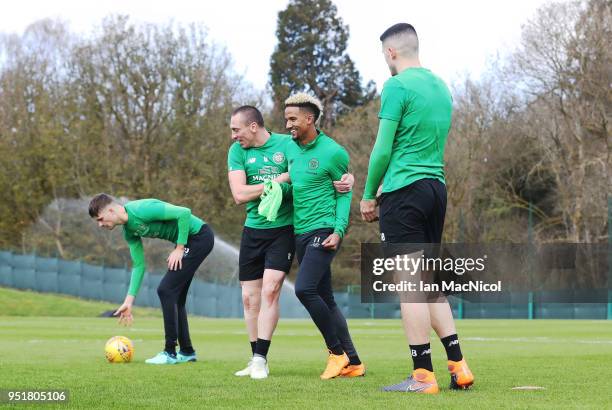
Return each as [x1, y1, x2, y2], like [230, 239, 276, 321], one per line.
[448, 358, 474, 389]
[340, 363, 366, 377]
[320, 351, 349, 380]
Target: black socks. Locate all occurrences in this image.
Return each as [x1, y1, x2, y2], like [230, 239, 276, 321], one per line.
[441, 334, 463, 362]
[410, 343, 433, 371]
[254, 338, 271, 358]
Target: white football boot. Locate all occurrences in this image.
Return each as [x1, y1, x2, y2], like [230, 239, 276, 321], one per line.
[250, 356, 269, 379]
[234, 359, 254, 376]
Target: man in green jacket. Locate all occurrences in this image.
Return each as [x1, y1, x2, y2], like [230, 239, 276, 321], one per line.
[89, 194, 214, 364]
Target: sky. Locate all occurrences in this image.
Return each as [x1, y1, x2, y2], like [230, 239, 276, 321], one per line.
[0, 0, 555, 92]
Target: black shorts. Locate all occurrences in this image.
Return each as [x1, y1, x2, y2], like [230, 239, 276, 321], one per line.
[239, 225, 295, 281]
[379, 179, 455, 297]
[379, 178, 447, 244]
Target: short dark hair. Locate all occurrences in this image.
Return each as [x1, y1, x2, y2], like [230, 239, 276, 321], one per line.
[379, 23, 417, 42]
[231, 105, 264, 127]
[88, 193, 115, 217]
[285, 102, 321, 122]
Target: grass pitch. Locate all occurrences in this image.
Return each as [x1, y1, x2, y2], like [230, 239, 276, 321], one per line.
[0, 289, 611, 409]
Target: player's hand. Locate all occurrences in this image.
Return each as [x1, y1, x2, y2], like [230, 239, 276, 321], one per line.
[322, 233, 341, 250]
[167, 247, 184, 271]
[360, 199, 379, 222]
[333, 173, 354, 193]
[274, 172, 290, 184]
[114, 302, 133, 327]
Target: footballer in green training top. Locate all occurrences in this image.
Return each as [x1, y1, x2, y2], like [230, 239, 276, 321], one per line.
[284, 93, 365, 380]
[89, 194, 214, 365]
[360, 23, 474, 393]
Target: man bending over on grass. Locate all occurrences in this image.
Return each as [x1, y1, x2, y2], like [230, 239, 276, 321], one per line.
[227, 105, 354, 379]
[89, 194, 214, 365]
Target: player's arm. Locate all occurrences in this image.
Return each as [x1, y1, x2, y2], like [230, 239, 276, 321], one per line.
[114, 234, 145, 326]
[362, 118, 398, 200]
[361, 82, 404, 222]
[138, 200, 192, 270]
[228, 170, 265, 205]
[125, 236, 146, 297]
[323, 148, 352, 250]
[226, 143, 266, 204]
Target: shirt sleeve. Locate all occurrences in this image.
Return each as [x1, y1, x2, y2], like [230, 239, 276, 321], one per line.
[378, 80, 407, 122]
[138, 200, 192, 245]
[227, 142, 245, 172]
[362, 118, 399, 200]
[125, 232, 146, 297]
[329, 147, 352, 238]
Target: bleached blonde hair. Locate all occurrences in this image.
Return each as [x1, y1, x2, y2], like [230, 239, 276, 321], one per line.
[284, 92, 324, 123]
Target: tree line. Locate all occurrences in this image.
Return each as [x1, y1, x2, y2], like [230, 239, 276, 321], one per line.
[0, 0, 609, 287]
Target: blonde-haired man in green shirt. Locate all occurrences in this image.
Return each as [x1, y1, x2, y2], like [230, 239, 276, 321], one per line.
[89, 193, 214, 365]
[284, 93, 364, 380]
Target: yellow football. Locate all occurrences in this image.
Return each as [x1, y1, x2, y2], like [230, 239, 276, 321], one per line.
[104, 336, 134, 363]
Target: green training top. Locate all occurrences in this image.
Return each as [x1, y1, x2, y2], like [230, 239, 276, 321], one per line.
[286, 131, 352, 238]
[123, 199, 205, 297]
[227, 132, 293, 228]
[365, 67, 452, 198]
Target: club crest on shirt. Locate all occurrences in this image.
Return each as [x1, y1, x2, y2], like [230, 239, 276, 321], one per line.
[308, 158, 319, 170]
[273, 152, 285, 164]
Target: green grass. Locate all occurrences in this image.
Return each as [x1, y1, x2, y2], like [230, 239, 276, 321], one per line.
[0, 292, 611, 408]
[0, 287, 159, 317]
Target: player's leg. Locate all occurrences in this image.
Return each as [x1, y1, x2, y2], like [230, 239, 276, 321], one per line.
[253, 226, 293, 364]
[257, 268, 284, 343]
[235, 227, 266, 376]
[241, 279, 262, 349]
[379, 182, 439, 392]
[250, 268, 284, 379]
[429, 298, 473, 389]
[426, 180, 473, 389]
[316, 267, 365, 377]
[176, 275, 195, 356]
[174, 225, 214, 363]
[151, 225, 215, 365]
[234, 278, 262, 374]
[294, 229, 348, 379]
[151, 265, 194, 363]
